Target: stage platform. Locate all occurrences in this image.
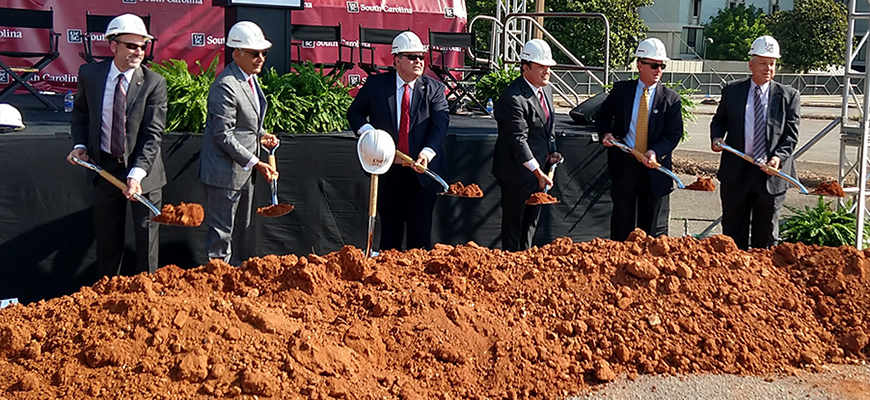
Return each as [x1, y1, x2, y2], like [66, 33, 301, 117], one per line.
[0, 94, 641, 303]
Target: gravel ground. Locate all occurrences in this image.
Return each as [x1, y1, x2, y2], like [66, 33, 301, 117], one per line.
[571, 363, 870, 400]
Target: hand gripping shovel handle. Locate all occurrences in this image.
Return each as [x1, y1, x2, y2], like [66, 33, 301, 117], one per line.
[717, 142, 809, 194]
[365, 174, 378, 258]
[71, 157, 162, 216]
[611, 142, 685, 189]
[544, 158, 564, 194]
[394, 150, 450, 193]
[267, 151, 279, 206]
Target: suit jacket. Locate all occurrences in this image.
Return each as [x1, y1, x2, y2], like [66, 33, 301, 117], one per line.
[71, 61, 167, 193]
[346, 71, 449, 186]
[595, 79, 683, 198]
[711, 78, 800, 194]
[199, 62, 268, 190]
[492, 76, 557, 186]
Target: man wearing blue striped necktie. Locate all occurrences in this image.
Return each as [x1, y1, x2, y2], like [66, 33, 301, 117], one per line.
[711, 36, 801, 250]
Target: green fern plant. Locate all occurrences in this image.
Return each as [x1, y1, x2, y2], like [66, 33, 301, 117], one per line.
[474, 64, 521, 106]
[150, 56, 219, 133]
[663, 81, 698, 143]
[781, 196, 869, 247]
[260, 62, 352, 134]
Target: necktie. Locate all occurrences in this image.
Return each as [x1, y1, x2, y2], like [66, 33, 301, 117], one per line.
[110, 74, 127, 158]
[634, 86, 649, 157]
[752, 86, 768, 164]
[538, 88, 550, 122]
[249, 77, 259, 112]
[398, 83, 410, 154]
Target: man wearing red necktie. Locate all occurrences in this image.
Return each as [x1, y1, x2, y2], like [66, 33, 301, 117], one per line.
[347, 31, 449, 251]
[492, 39, 560, 251]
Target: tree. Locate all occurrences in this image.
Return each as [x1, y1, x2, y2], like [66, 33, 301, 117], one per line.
[464, 0, 652, 69]
[767, 0, 847, 72]
[702, 4, 769, 61]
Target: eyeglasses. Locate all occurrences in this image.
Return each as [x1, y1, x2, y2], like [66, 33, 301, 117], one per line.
[116, 40, 147, 51]
[401, 54, 425, 61]
[243, 49, 268, 58]
[639, 60, 666, 70]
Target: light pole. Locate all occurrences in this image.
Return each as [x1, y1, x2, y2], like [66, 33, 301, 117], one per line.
[702, 37, 714, 71]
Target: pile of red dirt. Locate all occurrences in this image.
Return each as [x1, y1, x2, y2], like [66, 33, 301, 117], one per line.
[256, 203, 295, 217]
[1, 231, 869, 399]
[685, 176, 716, 191]
[810, 181, 846, 197]
[447, 182, 484, 198]
[525, 192, 559, 205]
[151, 203, 204, 227]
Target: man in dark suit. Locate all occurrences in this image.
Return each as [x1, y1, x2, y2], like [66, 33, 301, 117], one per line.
[597, 38, 683, 242]
[493, 39, 558, 251]
[66, 14, 166, 277]
[711, 36, 800, 250]
[200, 21, 279, 266]
[347, 31, 449, 251]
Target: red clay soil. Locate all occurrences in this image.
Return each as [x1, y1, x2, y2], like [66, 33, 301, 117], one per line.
[448, 182, 484, 198]
[526, 192, 559, 205]
[256, 203, 295, 217]
[685, 176, 716, 192]
[1, 231, 869, 399]
[810, 181, 846, 197]
[150, 203, 204, 227]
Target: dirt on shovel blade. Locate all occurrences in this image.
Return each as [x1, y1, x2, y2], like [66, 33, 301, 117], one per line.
[448, 182, 484, 198]
[526, 192, 559, 205]
[257, 203, 295, 217]
[685, 176, 716, 192]
[810, 181, 846, 197]
[0, 231, 869, 399]
[150, 202, 204, 227]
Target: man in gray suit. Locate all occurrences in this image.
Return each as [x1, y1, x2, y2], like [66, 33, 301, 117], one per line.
[65, 14, 167, 277]
[200, 21, 278, 266]
[711, 36, 800, 250]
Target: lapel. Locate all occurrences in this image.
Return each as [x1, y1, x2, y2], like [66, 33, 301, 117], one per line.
[388, 72, 399, 133]
[734, 79, 751, 150]
[523, 80, 547, 125]
[125, 67, 144, 114]
[622, 80, 636, 137]
[409, 77, 425, 128]
[231, 63, 258, 115]
[94, 62, 111, 112]
[649, 82, 665, 137]
[767, 82, 782, 145]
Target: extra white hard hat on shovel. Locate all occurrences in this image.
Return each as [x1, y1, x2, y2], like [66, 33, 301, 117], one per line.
[0, 103, 24, 132]
[105, 14, 153, 41]
[227, 21, 272, 51]
[357, 129, 396, 175]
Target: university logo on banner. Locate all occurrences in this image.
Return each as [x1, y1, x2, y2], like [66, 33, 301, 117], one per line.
[67, 29, 83, 44]
[122, 0, 137, 4]
[302, 40, 315, 49]
[347, 74, 360, 86]
[0, 71, 8, 84]
[444, 7, 455, 18]
[347, 2, 360, 13]
[192, 33, 206, 47]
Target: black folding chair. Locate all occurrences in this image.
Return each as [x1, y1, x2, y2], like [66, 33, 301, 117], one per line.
[428, 29, 492, 115]
[358, 27, 407, 75]
[289, 23, 354, 76]
[80, 11, 155, 64]
[0, 7, 60, 110]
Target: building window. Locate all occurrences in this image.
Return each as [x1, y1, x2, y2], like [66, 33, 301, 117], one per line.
[680, 27, 703, 55]
[728, 0, 744, 8]
[770, 0, 779, 13]
[692, 0, 702, 24]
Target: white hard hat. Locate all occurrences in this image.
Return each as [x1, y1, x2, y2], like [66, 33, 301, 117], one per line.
[635, 38, 669, 61]
[105, 14, 152, 41]
[357, 129, 396, 175]
[391, 31, 427, 54]
[749, 35, 781, 58]
[227, 21, 272, 51]
[0, 103, 24, 132]
[520, 39, 556, 66]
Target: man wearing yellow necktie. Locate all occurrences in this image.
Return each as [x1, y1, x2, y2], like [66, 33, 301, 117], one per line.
[596, 38, 684, 242]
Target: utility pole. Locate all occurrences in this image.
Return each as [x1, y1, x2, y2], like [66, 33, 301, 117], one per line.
[535, 0, 545, 39]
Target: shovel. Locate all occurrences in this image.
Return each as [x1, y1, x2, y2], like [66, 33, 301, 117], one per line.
[612, 141, 686, 189]
[256, 142, 295, 217]
[71, 156, 197, 226]
[524, 156, 562, 205]
[717, 142, 809, 194]
[394, 150, 482, 198]
[544, 155, 564, 194]
[365, 173, 378, 258]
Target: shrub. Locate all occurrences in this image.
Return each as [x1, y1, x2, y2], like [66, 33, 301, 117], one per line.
[781, 196, 868, 247]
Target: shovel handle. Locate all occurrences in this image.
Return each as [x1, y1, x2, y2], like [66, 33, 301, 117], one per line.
[395, 150, 424, 170]
[628, 148, 661, 168]
[268, 154, 276, 170]
[98, 169, 129, 192]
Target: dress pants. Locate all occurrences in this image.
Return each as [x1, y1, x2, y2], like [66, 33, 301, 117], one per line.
[378, 166, 437, 251]
[93, 152, 161, 279]
[720, 168, 784, 250]
[204, 177, 253, 266]
[610, 153, 663, 242]
[498, 181, 542, 251]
